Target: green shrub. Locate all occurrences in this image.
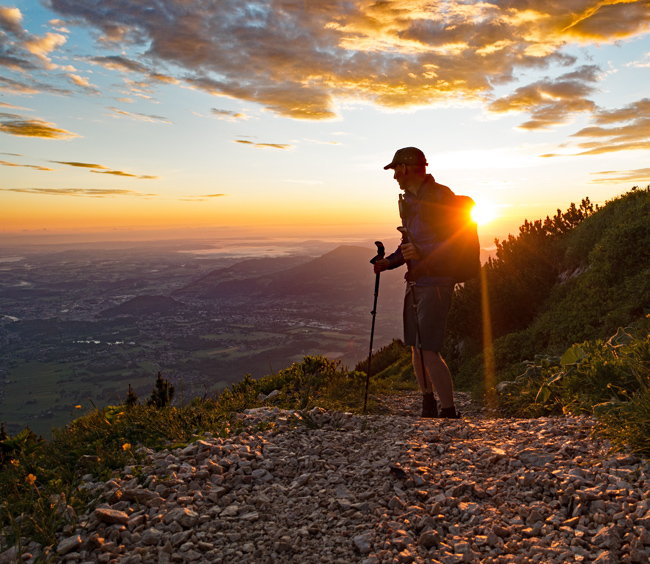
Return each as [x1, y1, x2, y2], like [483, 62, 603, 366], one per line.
[496, 316, 650, 456]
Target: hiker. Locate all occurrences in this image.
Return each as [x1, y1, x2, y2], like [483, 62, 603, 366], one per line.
[373, 147, 461, 419]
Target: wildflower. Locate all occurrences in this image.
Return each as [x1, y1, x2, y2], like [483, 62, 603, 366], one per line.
[10, 459, 19, 467]
[122, 443, 132, 451]
[75, 405, 82, 409]
[26, 473, 37, 485]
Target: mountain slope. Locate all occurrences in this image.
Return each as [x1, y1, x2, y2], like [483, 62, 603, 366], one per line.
[195, 245, 405, 303]
[172, 255, 310, 298]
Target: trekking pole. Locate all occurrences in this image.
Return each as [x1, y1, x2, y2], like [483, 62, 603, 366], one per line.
[363, 241, 385, 414]
[396, 226, 428, 389]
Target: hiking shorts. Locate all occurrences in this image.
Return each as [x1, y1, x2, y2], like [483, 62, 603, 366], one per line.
[403, 284, 454, 352]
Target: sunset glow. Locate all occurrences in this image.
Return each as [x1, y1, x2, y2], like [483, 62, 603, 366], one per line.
[1, 1, 649, 247]
[470, 201, 498, 226]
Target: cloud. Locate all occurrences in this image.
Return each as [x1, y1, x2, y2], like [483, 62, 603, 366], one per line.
[0, 101, 32, 111]
[542, 98, 650, 156]
[1, 188, 158, 197]
[91, 169, 158, 179]
[149, 73, 178, 84]
[628, 53, 650, 68]
[89, 169, 137, 177]
[51, 160, 159, 179]
[211, 108, 249, 121]
[88, 55, 148, 73]
[107, 106, 171, 123]
[67, 72, 99, 91]
[0, 113, 79, 139]
[234, 140, 292, 150]
[48, 19, 70, 33]
[22, 33, 66, 58]
[0, 159, 54, 171]
[488, 65, 600, 129]
[590, 168, 650, 184]
[52, 161, 107, 169]
[0, 6, 23, 35]
[44, 0, 650, 120]
[0, 75, 70, 96]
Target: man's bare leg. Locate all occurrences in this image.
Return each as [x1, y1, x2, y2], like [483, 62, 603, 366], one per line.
[411, 347, 455, 409]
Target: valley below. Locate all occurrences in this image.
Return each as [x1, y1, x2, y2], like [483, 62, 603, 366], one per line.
[0, 237, 406, 436]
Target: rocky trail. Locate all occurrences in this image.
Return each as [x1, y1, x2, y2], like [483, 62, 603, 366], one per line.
[6, 393, 650, 564]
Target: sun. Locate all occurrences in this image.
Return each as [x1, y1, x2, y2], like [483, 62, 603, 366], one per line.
[470, 201, 497, 225]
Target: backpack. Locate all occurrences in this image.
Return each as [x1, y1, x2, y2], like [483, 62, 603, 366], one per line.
[400, 183, 481, 283]
[439, 194, 481, 283]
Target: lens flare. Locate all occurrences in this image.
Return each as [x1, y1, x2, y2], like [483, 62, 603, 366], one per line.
[480, 267, 497, 410]
[471, 202, 497, 225]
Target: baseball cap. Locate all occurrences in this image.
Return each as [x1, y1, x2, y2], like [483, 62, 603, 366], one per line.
[383, 147, 428, 170]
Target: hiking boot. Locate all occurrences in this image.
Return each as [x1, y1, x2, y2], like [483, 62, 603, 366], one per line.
[439, 406, 461, 419]
[421, 392, 438, 418]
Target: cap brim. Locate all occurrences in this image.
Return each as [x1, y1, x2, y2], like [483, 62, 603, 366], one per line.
[383, 163, 396, 170]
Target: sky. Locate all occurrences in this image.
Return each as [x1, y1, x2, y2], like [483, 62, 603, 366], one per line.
[1, 0, 649, 248]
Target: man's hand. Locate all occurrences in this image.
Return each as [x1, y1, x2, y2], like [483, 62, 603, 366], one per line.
[400, 243, 421, 261]
[373, 258, 390, 274]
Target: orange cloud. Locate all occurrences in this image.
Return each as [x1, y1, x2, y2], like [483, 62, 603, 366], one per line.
[51, 161, 107, 169]
[590, 168, 650, 184]
[90, 169, 138, 177]
[43, 0, 648, 121]
[0, 113, 79, 139]
[0, 101, 32, 111]
[0, 6, 23, 35]
[67, 72, 99, 91]
[0, 159, 54, 171]
[50, 160, 158, 178]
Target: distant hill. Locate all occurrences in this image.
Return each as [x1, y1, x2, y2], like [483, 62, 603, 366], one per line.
[98, 295, 182, 318]
[172, 255, 310, 298]
[192, 245, 406, 303]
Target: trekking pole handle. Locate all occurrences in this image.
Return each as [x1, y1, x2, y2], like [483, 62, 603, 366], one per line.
[369, 241, 385, 264]
[397, 227, 423, 257]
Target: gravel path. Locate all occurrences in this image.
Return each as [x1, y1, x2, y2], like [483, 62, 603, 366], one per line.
[11, 397, 650, 564]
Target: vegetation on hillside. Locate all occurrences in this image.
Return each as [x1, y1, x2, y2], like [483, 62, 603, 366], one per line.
[445, 186, 650, 384]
